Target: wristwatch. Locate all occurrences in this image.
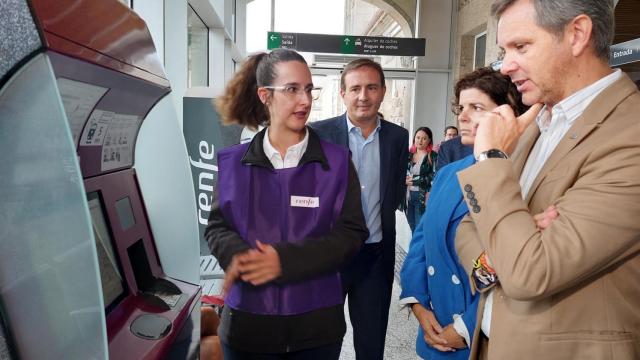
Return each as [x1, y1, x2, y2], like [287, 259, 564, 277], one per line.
[476, 149, 508, 162]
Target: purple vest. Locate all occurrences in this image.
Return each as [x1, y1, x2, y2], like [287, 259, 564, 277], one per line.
[217, 139, 349, 315]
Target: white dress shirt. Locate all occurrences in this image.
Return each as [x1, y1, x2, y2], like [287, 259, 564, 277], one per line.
[481, 69, 622, 338]
[262, 127, 309, 169]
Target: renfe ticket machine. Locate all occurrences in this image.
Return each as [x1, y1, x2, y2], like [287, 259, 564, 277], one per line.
[0, 0, 200, 359]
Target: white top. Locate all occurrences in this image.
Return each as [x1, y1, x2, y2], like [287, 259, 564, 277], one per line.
[262, 127, 309, 169]
[481, 69, 622, 338]
[409, 160, 421, 192]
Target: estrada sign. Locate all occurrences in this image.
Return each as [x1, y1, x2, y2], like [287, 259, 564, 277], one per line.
[610, 38, 640, 67]
[267, 32, 425, 56]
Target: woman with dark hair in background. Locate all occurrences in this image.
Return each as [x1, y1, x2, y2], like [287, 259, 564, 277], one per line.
[205, 49, 368, 359]
[400, 67, 528, 359]
[402, 126, 436, 233]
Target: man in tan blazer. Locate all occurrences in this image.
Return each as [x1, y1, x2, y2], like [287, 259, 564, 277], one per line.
[454, 0, 640, 359]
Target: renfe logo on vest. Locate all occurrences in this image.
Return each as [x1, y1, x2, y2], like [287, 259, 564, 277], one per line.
[189, 140, 218, 225]
[291, 196, 320, 208]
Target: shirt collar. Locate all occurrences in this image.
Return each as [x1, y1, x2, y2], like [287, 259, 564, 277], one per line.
[262, 127, 309, 164]
[346, 114, 381, 135]
[535, 69, 622, 132]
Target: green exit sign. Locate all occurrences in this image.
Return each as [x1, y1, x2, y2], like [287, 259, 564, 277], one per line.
[266, 32, 425, 56]
[267, 32, 281, 49]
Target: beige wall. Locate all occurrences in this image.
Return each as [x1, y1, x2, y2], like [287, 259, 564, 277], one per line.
[453, 0, 500, 82]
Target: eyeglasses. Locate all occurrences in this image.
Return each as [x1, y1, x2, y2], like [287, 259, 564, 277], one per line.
[262, 85, 322, 100]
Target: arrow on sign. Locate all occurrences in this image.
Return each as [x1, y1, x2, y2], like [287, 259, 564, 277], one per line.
[270, 35, 277, 41]
[344, 38, 351, 45]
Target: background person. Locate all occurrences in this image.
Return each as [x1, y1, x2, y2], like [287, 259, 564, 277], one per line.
[433, 126, 459, 152]
[310, 58, 409, 360]
[400, 67, 528, 360]
[402, 126, 436, 233]
[206, 49, 368, 360]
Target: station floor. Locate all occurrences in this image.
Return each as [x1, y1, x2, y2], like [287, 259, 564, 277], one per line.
[339, 211, 420, 360]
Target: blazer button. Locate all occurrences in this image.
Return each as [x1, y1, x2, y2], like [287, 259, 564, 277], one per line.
[470, 198, 478, 206]
[466, 191, 475, 199]
[428, 266, 435, 276]
[464, 184, 472, 192]
[472, 205, 481, 213]
[451, 275, 461, 285]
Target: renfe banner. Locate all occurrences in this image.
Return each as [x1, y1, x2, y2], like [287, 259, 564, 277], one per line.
[183, 97, 242, 255]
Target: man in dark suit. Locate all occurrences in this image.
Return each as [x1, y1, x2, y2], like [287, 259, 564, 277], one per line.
[435, 135, 473, 172]
[310, 59, 409, 360]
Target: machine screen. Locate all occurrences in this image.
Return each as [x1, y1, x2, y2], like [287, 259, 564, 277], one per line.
[87, 192, 127, 311]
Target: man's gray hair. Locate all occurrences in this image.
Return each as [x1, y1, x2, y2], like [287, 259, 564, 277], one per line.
[491, 0, 614, 60]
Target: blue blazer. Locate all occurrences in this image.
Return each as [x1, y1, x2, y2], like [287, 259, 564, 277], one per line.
[400, 155, 479, 360]
[435, 136, 473, 172]
[310, 114, 409, 281]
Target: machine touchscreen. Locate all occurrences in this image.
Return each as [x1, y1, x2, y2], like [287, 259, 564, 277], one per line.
[87, 192, 126, 311]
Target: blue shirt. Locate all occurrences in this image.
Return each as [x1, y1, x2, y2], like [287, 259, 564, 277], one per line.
[346, 116, 382, 244]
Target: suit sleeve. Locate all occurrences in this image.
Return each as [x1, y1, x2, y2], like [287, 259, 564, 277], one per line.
[274, 159, 369, 283]
[435, 142, 451, 172]
[456, 140, 640, 300]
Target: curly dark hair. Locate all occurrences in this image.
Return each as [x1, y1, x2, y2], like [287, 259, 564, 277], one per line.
[453, 67, 528, 116]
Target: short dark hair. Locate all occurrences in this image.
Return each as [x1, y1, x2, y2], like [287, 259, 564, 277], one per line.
[215, 49, 306, 128]
[413, 127, 433, 146]
[340, 58, 386, 91]
[444, 126, 458, 135]
[491, 0, 614, 61]
[453, 67, 528, 116]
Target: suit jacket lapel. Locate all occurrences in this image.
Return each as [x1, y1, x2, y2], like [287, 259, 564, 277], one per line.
[524, 75, 638, 204]
[335, 113, 349, 147]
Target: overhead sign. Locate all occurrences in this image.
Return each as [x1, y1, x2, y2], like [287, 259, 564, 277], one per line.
[267, 32, 425, 56]
[610, 38, 640, 67]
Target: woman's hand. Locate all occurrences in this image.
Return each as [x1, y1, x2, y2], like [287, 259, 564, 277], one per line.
[222, 241, 282, 295]
[222, 254, 243, 297]
[440, 324, 467, 349]
[236, 240, 282, 285]
[406, 175, 413, 186]
[411, 303, 454, 352]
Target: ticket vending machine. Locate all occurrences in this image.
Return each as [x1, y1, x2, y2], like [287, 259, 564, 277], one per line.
[0, 0, 200, 359]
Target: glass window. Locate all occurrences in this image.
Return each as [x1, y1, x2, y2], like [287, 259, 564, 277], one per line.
[274, 0, 345, 35]
[380, 78, 413, 130]
[188, 5, 208, 87]
[474, 32, 487, 69]
[246, 0, 272, 53]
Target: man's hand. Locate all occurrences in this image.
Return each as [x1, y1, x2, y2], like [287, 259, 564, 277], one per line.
[473, 103, 543, 157]
[534, 205, 559, 230]
[411, 303, 454, 352]
[236, 240, 282, 286]
[441, 324, 467, 349]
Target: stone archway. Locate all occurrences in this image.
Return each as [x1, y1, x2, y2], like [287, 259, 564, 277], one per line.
[353, 0, 415, 37]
